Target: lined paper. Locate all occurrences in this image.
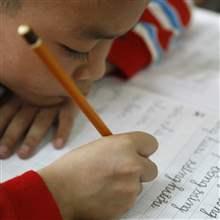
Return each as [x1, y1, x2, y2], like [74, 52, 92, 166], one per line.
[1, 9, 219, 219]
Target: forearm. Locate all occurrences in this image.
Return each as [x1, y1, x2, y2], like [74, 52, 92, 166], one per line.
[0, 171, 62, 220]
[37, 167, 73, 220]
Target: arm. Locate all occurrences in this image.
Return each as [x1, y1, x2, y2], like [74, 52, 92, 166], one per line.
[108, 0, 193, 78]
[0, 132, 158, 220]
[0, 81, 91, 159]
[0, 171, 62, 220]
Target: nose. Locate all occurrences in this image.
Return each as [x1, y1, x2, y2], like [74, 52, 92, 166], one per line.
[74, 66, 91, 80]
[73, 40, 112, 81]
[74, 62, 106, 81]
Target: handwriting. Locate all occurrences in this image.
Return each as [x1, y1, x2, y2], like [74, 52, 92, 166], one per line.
[151, 159, 196, 208]
[200, 198, 220, 219]
[150, 182, 184, 208]
[190, 166, 220, 188]
[171, 187, 204, 213]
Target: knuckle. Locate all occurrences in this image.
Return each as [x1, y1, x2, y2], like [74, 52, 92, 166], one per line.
[24, 136, 39, 147]
[119, 159, 142, 176]
[117, 183, 138, 199]
[136, 131, 159, 150]
[129, 163, 143, 175]
[128, 131, 147, 146]
[1, 135, 15, 146]
[114, 135, 133, 151]
[122, 133, 141, 148]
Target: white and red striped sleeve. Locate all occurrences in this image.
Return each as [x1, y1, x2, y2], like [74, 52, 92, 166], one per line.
[108, 0, 193, 78]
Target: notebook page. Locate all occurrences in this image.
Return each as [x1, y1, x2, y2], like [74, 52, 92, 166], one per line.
[94, 79, 219, 219]
[2, 77, 219, 219]
[131, 9, 220, 112]
[120, 88, 219, 219]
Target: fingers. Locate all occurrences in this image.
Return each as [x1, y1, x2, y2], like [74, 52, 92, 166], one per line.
[0, 96, 74, 159]
[140, 158, 158, 182]
[0, 97, 21, 136]
[53, 100, 75, 149]
[129, 131, 159, 158]
[0, 104, 38, 158]
[17, 106, 59, 159]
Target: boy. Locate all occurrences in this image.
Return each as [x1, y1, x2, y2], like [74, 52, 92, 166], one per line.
[0, 0, 192, 219]
[0, 0, 192, 159]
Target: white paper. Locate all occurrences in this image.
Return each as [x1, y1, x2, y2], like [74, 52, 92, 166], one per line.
[2, 77, 219, 219]
[131, 9, 220, 112]
[1, 8, 219, 220]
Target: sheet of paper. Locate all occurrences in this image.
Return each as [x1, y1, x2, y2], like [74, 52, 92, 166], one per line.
[1, 8, 219, 220]
[93, 79, 219, 219]
[116, 88, 219, 220]
[131, 9, 220, 112]
[1, 77, 219, 219]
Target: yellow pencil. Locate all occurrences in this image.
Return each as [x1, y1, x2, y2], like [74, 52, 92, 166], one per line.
[18, 25, 112, 137]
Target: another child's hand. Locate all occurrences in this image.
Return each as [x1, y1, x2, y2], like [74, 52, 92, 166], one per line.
[0, 95, 75, 159]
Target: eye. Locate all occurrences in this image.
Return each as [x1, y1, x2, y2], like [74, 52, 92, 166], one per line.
[59, 43, 89, 61]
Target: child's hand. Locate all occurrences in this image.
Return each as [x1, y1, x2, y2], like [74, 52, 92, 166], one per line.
[39, 132, 158, 220]
[0, 95, 75, 159]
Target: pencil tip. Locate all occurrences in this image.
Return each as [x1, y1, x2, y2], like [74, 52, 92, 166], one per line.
[17, 25, 30, 36]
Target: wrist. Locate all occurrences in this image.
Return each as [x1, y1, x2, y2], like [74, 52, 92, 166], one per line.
[37, 167, 74, 220]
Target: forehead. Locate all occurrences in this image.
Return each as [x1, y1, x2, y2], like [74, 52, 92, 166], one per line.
[42, 0, 147, 39]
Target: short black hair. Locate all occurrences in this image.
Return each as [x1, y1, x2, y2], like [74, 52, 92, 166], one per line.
[0, 0, 21, 14]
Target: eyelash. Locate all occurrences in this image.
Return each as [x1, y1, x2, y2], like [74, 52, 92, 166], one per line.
[60, 44, 89, 61]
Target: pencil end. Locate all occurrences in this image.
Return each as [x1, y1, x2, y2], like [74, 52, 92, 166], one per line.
[17, 24, 30, 36]
[17, 24, 41, 47]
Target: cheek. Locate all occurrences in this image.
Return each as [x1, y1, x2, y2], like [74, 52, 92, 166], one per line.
[1, 49, 64, 97]
[2, 41, 79, 97]
[0, 25, 79, 98]
[6, 54, 48, 91]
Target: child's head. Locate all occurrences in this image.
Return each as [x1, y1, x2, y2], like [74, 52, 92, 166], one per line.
[0, 0, 148, 106]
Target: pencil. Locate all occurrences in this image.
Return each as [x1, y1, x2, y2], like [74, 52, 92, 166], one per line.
[17, 24, 112, 137]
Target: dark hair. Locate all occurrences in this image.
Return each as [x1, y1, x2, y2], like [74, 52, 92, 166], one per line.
[0, 0, 21, 14]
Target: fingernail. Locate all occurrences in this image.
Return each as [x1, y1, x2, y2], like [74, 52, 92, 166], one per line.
[0, 146, 9, 157]
[54, 138, 64, 149]
[19, 145, 31, 156]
